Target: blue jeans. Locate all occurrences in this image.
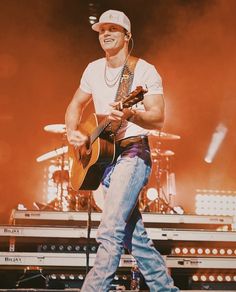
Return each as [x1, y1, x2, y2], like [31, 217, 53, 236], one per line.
[81, 138, 179, 292]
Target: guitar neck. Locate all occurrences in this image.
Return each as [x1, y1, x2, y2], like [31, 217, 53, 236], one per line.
[90, 116, 110, 144]
[89, 86, 145, 144]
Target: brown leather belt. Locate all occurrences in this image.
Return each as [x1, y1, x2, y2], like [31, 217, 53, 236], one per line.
[117, 135, 148, 148]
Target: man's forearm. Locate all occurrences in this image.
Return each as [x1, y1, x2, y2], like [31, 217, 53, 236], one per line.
[128, 110, 164, 130]
[65, 103, 83, 131]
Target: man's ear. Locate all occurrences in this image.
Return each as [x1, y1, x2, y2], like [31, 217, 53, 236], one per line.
[125, 32, 131, 41]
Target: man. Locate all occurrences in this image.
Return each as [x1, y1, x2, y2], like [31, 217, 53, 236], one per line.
[65, 9, 179, 292]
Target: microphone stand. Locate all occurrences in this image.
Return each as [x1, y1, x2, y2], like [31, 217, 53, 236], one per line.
[86, 191, 92, 275]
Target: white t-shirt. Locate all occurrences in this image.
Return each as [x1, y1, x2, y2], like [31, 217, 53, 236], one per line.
[80, 57, 163, 140]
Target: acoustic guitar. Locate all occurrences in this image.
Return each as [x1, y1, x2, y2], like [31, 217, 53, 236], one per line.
[68, 86, 146, 191]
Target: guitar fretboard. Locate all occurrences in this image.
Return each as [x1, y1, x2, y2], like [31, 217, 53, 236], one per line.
[90, 117, 110, 144]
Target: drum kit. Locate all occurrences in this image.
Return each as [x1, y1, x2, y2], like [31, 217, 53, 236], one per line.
[36, 124, 180, 213]
[35, 124, 101, 212]
[140, 130, 180, 213]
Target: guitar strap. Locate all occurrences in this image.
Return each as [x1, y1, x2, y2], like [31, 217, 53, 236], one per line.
[107, 56, 139, 136]
[115, 56, 139, 102]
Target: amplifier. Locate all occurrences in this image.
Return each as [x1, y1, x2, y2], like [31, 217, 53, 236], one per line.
[1, 225, 236, 255]
[1, 252, 236, 290]
[10, 210, 233, 230]
[1, 225, 236, 242]
[1, 252, 236, 269]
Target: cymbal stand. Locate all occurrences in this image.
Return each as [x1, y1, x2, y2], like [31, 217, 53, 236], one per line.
[49, 133, 69, 211]
[35, 138, 69, 211]
[54, 151, 68, 210]
[165, 156, 176, 210]
[152, 142, 176, 214]
[86, 190, 92, 275]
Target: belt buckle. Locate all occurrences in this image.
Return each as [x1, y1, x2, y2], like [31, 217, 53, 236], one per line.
[120, 136, 142, 148]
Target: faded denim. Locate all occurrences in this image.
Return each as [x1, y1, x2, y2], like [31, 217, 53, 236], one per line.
[81, 139, 179, 292]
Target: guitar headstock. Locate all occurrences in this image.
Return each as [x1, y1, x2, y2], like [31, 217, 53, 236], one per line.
[117, 86, 147, 110]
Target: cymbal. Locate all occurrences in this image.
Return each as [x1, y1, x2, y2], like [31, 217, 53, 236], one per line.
[36, 146, 68, 162]
[149, 130, 180, 140]
[151, 149, 175, 157]
[44, 124, 66, 134]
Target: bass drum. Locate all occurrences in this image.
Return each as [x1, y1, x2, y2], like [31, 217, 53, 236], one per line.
[92, 183, 106, 211]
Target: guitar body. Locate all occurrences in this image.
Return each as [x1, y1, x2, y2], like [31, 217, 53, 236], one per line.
[68, 113, 115, 191]
[68, 86, 146, 191]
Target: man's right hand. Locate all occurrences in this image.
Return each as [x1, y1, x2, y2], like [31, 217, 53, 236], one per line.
[66, 129, 88, 147]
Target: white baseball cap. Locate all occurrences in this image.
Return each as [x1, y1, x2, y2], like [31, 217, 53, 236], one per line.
[92, 10, 131, 33]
